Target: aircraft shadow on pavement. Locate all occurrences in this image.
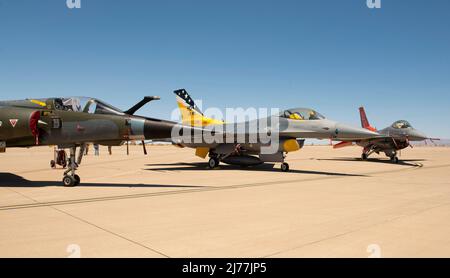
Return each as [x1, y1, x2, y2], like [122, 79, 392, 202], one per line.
[0, 173, 203, 188]
[317, 158, 425, 167]
[145, 162, 367, 177]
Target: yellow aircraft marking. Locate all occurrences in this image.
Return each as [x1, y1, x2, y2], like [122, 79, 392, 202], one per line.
[30, 99, 46, 107]
[177, 99, 224, 127]
[195, 147, 210, 159]
[283, 139, 301, 153]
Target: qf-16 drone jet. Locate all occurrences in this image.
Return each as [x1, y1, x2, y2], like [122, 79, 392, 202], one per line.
[172, 89, 381, 171]
[333, 107, 436, 163]
[0, 96, 178, 186]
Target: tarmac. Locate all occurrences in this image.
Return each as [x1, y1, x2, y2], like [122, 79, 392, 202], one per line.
[0, 145, 449, 258]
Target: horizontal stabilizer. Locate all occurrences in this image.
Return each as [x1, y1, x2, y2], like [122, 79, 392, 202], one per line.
[333, 141, 353, 149]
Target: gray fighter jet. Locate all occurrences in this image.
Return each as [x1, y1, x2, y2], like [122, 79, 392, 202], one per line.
[172, 89, 380, 171]
[333, 107, 433, 163]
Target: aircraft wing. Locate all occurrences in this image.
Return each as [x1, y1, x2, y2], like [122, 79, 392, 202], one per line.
[332, 135, 394, 149]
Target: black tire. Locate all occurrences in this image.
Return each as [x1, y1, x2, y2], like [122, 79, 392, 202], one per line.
[389, 156, 399, 163]
[361, 153, 368, 160]
[74, 175, 81, 186]
[50, 160, 56, 168]
[63, 175, 76, 187]
[208, 158, 219, 169]
[281, 162, 290, 172]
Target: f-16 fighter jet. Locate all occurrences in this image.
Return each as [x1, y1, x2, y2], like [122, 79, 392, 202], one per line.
[333, 107, 435, 163]
[0, 96, 177, 186]
[172, 89, 380, 171]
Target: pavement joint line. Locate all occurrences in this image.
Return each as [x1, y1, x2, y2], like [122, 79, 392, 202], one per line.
[51, 206, 171, 258]
[262, 201, 450, 258]
[3, 184, 171, 258]
[0, 162, 427, 211]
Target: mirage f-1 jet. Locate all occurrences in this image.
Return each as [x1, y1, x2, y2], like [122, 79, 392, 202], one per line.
[171, 89, 380, 171]
[333, 107, 434, 163]
[0, 96, 178, 186]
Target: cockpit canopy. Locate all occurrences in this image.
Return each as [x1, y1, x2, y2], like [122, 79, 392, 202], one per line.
[392, 120, 412, 129]
[280, 108, 326, 121]
[50, 97, 124, 116]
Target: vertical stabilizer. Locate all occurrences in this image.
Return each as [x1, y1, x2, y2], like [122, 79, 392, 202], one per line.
[359, 107, 377, 132]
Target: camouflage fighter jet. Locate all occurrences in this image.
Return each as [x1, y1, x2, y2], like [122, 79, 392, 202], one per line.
[0, 96, 178, 186]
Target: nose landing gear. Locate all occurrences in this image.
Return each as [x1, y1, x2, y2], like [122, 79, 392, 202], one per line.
[62, 145, 85, 187]
[390, 155, 399, 164]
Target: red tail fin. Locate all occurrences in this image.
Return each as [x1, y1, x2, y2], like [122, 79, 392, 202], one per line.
[359, 107, 377, 132]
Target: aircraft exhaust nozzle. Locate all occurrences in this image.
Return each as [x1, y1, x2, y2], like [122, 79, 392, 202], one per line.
[334, 123, 380, 141]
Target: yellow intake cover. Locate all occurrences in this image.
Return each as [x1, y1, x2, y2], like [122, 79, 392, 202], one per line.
[283, 139, 301, 153]
[195, 147, 210, 159]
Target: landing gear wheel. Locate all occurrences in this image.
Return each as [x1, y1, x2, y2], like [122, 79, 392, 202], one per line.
[281, 162, 290, 172]
[208, 157, 219, 169]
[63, 175, 76, 187]
[391, 156, 399, 164]
[50, 160, 56, 168]
[361, 153, 368, 160]
[74, 175, 81, 186]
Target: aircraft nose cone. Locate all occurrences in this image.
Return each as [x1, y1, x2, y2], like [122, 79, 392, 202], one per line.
[410, 130, 428, 141]
[334, 123, 379, 140]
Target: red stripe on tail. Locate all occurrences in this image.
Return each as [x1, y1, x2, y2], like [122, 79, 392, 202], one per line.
[359, 107, 377, 132]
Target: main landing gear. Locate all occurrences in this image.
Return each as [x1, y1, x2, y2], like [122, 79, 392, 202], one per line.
[390, 155, 399, 164]
[361, 146, 376, 161]
[62, 145, 86, 187]
[363, 147, 400, 164]
[281, 162, 290, 172]
[387, 150, 400, 164]
[208, 157, 220, 169]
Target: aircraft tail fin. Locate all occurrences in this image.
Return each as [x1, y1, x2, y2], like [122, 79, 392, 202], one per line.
[125, 96, 160, 115]
[174, 89, 224, 127]
[359, 107, 377, 132]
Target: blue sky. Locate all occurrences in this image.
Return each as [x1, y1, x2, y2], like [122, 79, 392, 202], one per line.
[1, 0, 449, 137]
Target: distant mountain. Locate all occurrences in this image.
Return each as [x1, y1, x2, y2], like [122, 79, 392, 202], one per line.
[305, 139, 450, 147]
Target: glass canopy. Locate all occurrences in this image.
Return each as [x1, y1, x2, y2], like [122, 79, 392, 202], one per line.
[280, 108, 326, 121]
[391, 120, 412, 129]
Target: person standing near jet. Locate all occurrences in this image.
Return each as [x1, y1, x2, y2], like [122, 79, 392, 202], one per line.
[94, 144, 99, 156]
